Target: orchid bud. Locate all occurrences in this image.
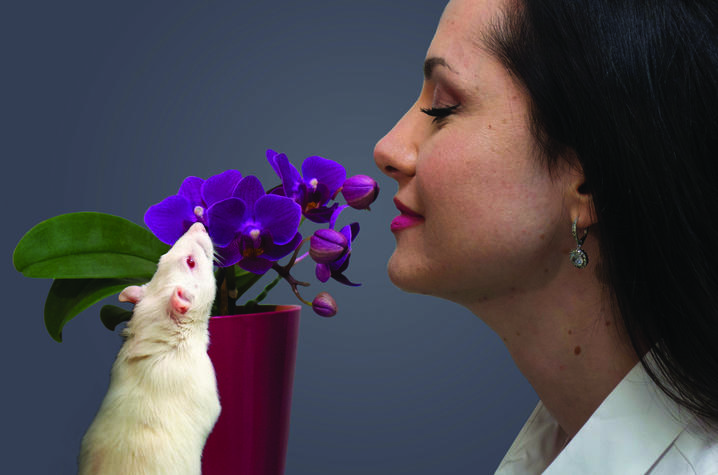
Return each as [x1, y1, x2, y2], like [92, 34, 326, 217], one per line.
[309, 228, 348, 264]
[341, 175, 379, 210]
[312, 292, 337, 317]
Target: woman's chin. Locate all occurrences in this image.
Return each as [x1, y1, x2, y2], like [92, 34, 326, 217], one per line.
[386, 252, 433, 295]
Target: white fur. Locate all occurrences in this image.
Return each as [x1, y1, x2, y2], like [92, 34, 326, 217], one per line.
[79, 223, 220, 475]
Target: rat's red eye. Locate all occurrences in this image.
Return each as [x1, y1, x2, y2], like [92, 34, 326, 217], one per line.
[186, 256, 196, 269]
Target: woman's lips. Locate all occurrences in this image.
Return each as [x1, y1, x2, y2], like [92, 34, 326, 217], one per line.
[391, 198, 424, 232]
[391, 214, 424, 231]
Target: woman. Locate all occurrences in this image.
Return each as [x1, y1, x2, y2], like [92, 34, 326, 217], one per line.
[374, 0, 718, 472]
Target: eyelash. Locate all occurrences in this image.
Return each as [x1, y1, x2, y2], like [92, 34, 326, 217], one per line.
[420, 104, 460, 125]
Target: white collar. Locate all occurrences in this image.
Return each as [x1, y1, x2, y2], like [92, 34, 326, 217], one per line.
[496, 350, 695, 474]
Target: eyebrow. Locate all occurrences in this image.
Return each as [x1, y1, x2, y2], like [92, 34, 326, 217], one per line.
[423, 57, 455, 80]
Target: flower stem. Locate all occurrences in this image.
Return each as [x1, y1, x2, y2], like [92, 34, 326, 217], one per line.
[244, 274, 282, 308]
[286, 236, 311, 269]
[293, 251, 310, 264]
[291, 285, 312, 306]
[218, 267, 229, 316]
[226, 264, 238, 314]
[271, 262, 312, 306]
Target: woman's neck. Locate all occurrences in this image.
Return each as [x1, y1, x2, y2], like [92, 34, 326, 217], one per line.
[467, 259, 640, 439]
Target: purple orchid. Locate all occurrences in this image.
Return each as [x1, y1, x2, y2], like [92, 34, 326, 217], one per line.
[309, 228, 348, 264]
[266, 149, 346, 223]
[313, 205, 360, 287]
[144, 170, 243, 246]
[210, 175, 302, 274]
[145, 171, 301, 273]
[341, 174, 379, 210]
[139, 152, 376, 317]
[312, 292, 337, 317]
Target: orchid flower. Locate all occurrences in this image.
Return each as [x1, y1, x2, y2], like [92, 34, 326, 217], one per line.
[142, 151, 370, 318]
[341, 174, 379, 210]
[311, 205, 360, 287]
[144, 170, 242, 246]
[209, 175, 302, 273]
[266, 149, 346, 223]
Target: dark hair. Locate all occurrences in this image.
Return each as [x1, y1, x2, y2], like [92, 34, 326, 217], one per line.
[485, 0, 718, 432]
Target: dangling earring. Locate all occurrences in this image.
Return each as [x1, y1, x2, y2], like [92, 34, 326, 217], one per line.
[569, 218, 589, 269]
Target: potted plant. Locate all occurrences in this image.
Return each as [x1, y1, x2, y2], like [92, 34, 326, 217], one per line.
[12, 148, 379, 474]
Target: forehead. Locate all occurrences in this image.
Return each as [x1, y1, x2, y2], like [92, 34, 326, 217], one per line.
[428, 0, 505, 64]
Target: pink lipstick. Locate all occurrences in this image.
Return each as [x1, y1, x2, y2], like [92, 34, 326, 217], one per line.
[391, 198, 424, 232]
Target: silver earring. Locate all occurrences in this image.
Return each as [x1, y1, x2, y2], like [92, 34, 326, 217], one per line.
[569, 218, 589, 269]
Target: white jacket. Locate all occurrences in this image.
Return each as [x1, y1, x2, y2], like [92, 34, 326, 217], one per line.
[496, 352, 718, 474]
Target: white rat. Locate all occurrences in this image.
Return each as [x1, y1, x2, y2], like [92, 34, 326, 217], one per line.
[78, 222, 220, 475]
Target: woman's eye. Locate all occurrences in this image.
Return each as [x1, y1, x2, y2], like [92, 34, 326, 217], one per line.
[420, 104, 460, 125]
[186, 256, 196, 269]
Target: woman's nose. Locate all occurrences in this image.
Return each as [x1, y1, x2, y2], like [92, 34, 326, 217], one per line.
[373, 106, 421, 183]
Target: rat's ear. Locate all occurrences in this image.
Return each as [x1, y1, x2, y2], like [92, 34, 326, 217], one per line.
[119, 285, 145, 304]
[169, 286, 194, 317]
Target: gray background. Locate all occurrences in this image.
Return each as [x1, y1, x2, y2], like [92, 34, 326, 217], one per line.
[3, 1, 537, 473]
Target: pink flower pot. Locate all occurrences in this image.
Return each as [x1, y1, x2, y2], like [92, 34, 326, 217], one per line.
[202, 305, 301, 475]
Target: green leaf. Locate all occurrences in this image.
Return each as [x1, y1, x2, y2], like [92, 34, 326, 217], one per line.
[13, 212, 169, 279]
[44, 278, 146, 342]
[100, 305, 134, 332]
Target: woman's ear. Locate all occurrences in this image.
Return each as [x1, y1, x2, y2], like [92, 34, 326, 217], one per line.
[562, 155, 597, 230]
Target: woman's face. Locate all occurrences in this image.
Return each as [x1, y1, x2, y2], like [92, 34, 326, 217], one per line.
[374, 0, 573, 306]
